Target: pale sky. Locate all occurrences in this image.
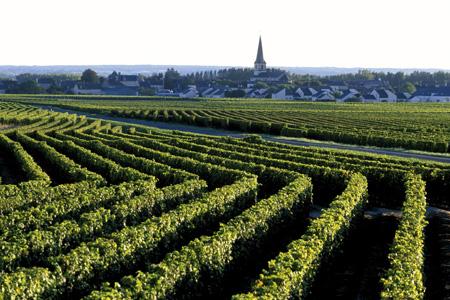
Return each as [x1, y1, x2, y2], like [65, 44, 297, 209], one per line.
[1, 0, 450, 69]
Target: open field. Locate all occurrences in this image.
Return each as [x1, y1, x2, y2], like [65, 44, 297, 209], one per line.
[0, 101, 449, 299]
[3, 94, 450, 153]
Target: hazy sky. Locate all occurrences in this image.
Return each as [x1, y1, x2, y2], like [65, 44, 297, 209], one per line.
[1, 0, 450, 69]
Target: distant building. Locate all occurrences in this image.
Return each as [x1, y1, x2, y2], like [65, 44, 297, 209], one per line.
[253, 36, 266, 76]
[155, 89, 177, 97]
[369, 89, 397, 102]
[103, 86, 139, 96]
[326, 80, 348, 91]
[337, 89, 362, 102]
[36, 78, 54, 90]
[313, 90, 335, 101]
[247, 88, 270, 98]
[200, 87, 215, 97]
[272, 88, 294, 100]
[179, 86, 199, 98]
[108, 71, 140, 87]
[72, 83, 104, 95]
[295, 87, 318, 100]
[200, 88, 225, 98]
[396, 92, 411, 101]
[409, 87, 450, 102]
[362, 94, 378, 102]
[250, 36, 288, 84]
[60, 80, 77, 93]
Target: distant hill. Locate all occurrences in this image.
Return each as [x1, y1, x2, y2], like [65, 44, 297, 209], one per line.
[0, 65, 449, 78]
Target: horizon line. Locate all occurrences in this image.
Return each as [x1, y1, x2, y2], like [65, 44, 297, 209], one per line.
[1, 64, 449, 71]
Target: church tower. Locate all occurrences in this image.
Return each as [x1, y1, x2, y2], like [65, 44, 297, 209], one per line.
[254, 36, 267, 75]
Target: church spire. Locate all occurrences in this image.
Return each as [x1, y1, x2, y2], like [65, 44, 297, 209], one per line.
[254, 36, 267, 74]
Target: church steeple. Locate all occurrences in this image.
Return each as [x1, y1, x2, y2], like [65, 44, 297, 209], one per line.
[254, 36, 267, 74]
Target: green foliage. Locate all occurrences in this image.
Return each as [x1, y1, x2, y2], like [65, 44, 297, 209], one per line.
[0, 179, 206, 273]
[380, 173, 427, 300]
[85, 173, 312, 299]
[81, 69, 99, 84]
[18, 96, 450, 153]
[0, 102, 447, 299]
[0, 177, 257, 298]
[234, 173, 368, 299]
[0, 133, 50, 182]
[15, 132, 103, 184]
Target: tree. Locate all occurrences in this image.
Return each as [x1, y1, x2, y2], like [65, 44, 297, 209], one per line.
[403, 82, 416, 94]
[81, 69, 99, 83]
[224, 89, 246, 98]
[254, 81, 269, 89]
[9, 80, 43, 94]
[164, 68, 181, 90]
[356, 69, 375, 80]
[139, 87, 156, 96]
[47, 84, 64, 94]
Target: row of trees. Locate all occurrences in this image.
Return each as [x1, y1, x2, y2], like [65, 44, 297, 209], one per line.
[3, 68, 450, 95]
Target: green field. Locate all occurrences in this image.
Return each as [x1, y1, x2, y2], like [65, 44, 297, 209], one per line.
[3, 94, 450, 153]
[0, 101, 449, 299]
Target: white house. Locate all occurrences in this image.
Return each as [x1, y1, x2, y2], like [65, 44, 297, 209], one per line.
[313, 90, 335, 101]
[72, 83, 104, 95]
[337, 89, 361, 102]
[409, 88, 450, 102]
[179, 86, 199, 98]
[272, 88, 294, 100]
[200, 87, 215, 97]
[208, 89, 226, 98]
[248, 88, 269, 98]
[295, 87, 317, 100]
[369, 89, 397, 102]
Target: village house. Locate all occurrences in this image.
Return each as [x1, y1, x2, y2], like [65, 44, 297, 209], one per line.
[337, 89, 362, 102]
[247, 88, 270, 98]
[396, 92, 411, 101]
[409, 87, 450, 102]
[103, 86, 139, 96]
[369, 89, 397, 102]
[108, 71, 140, 87]
[72, 83, 104, 95]
[295, 87, 318, 100]
[312, 90, 335, 101]
[155, 89, 177, 97]
[362, 94, 378, 102]
[326, 80, 348, 91]
[200, 88, 226, 98]
[272, 88, 294, 100]
[179, 86, 199, 98]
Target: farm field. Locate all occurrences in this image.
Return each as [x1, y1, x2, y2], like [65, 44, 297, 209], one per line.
[3, 94, 450, 153]
[0, 101, 449, 299]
